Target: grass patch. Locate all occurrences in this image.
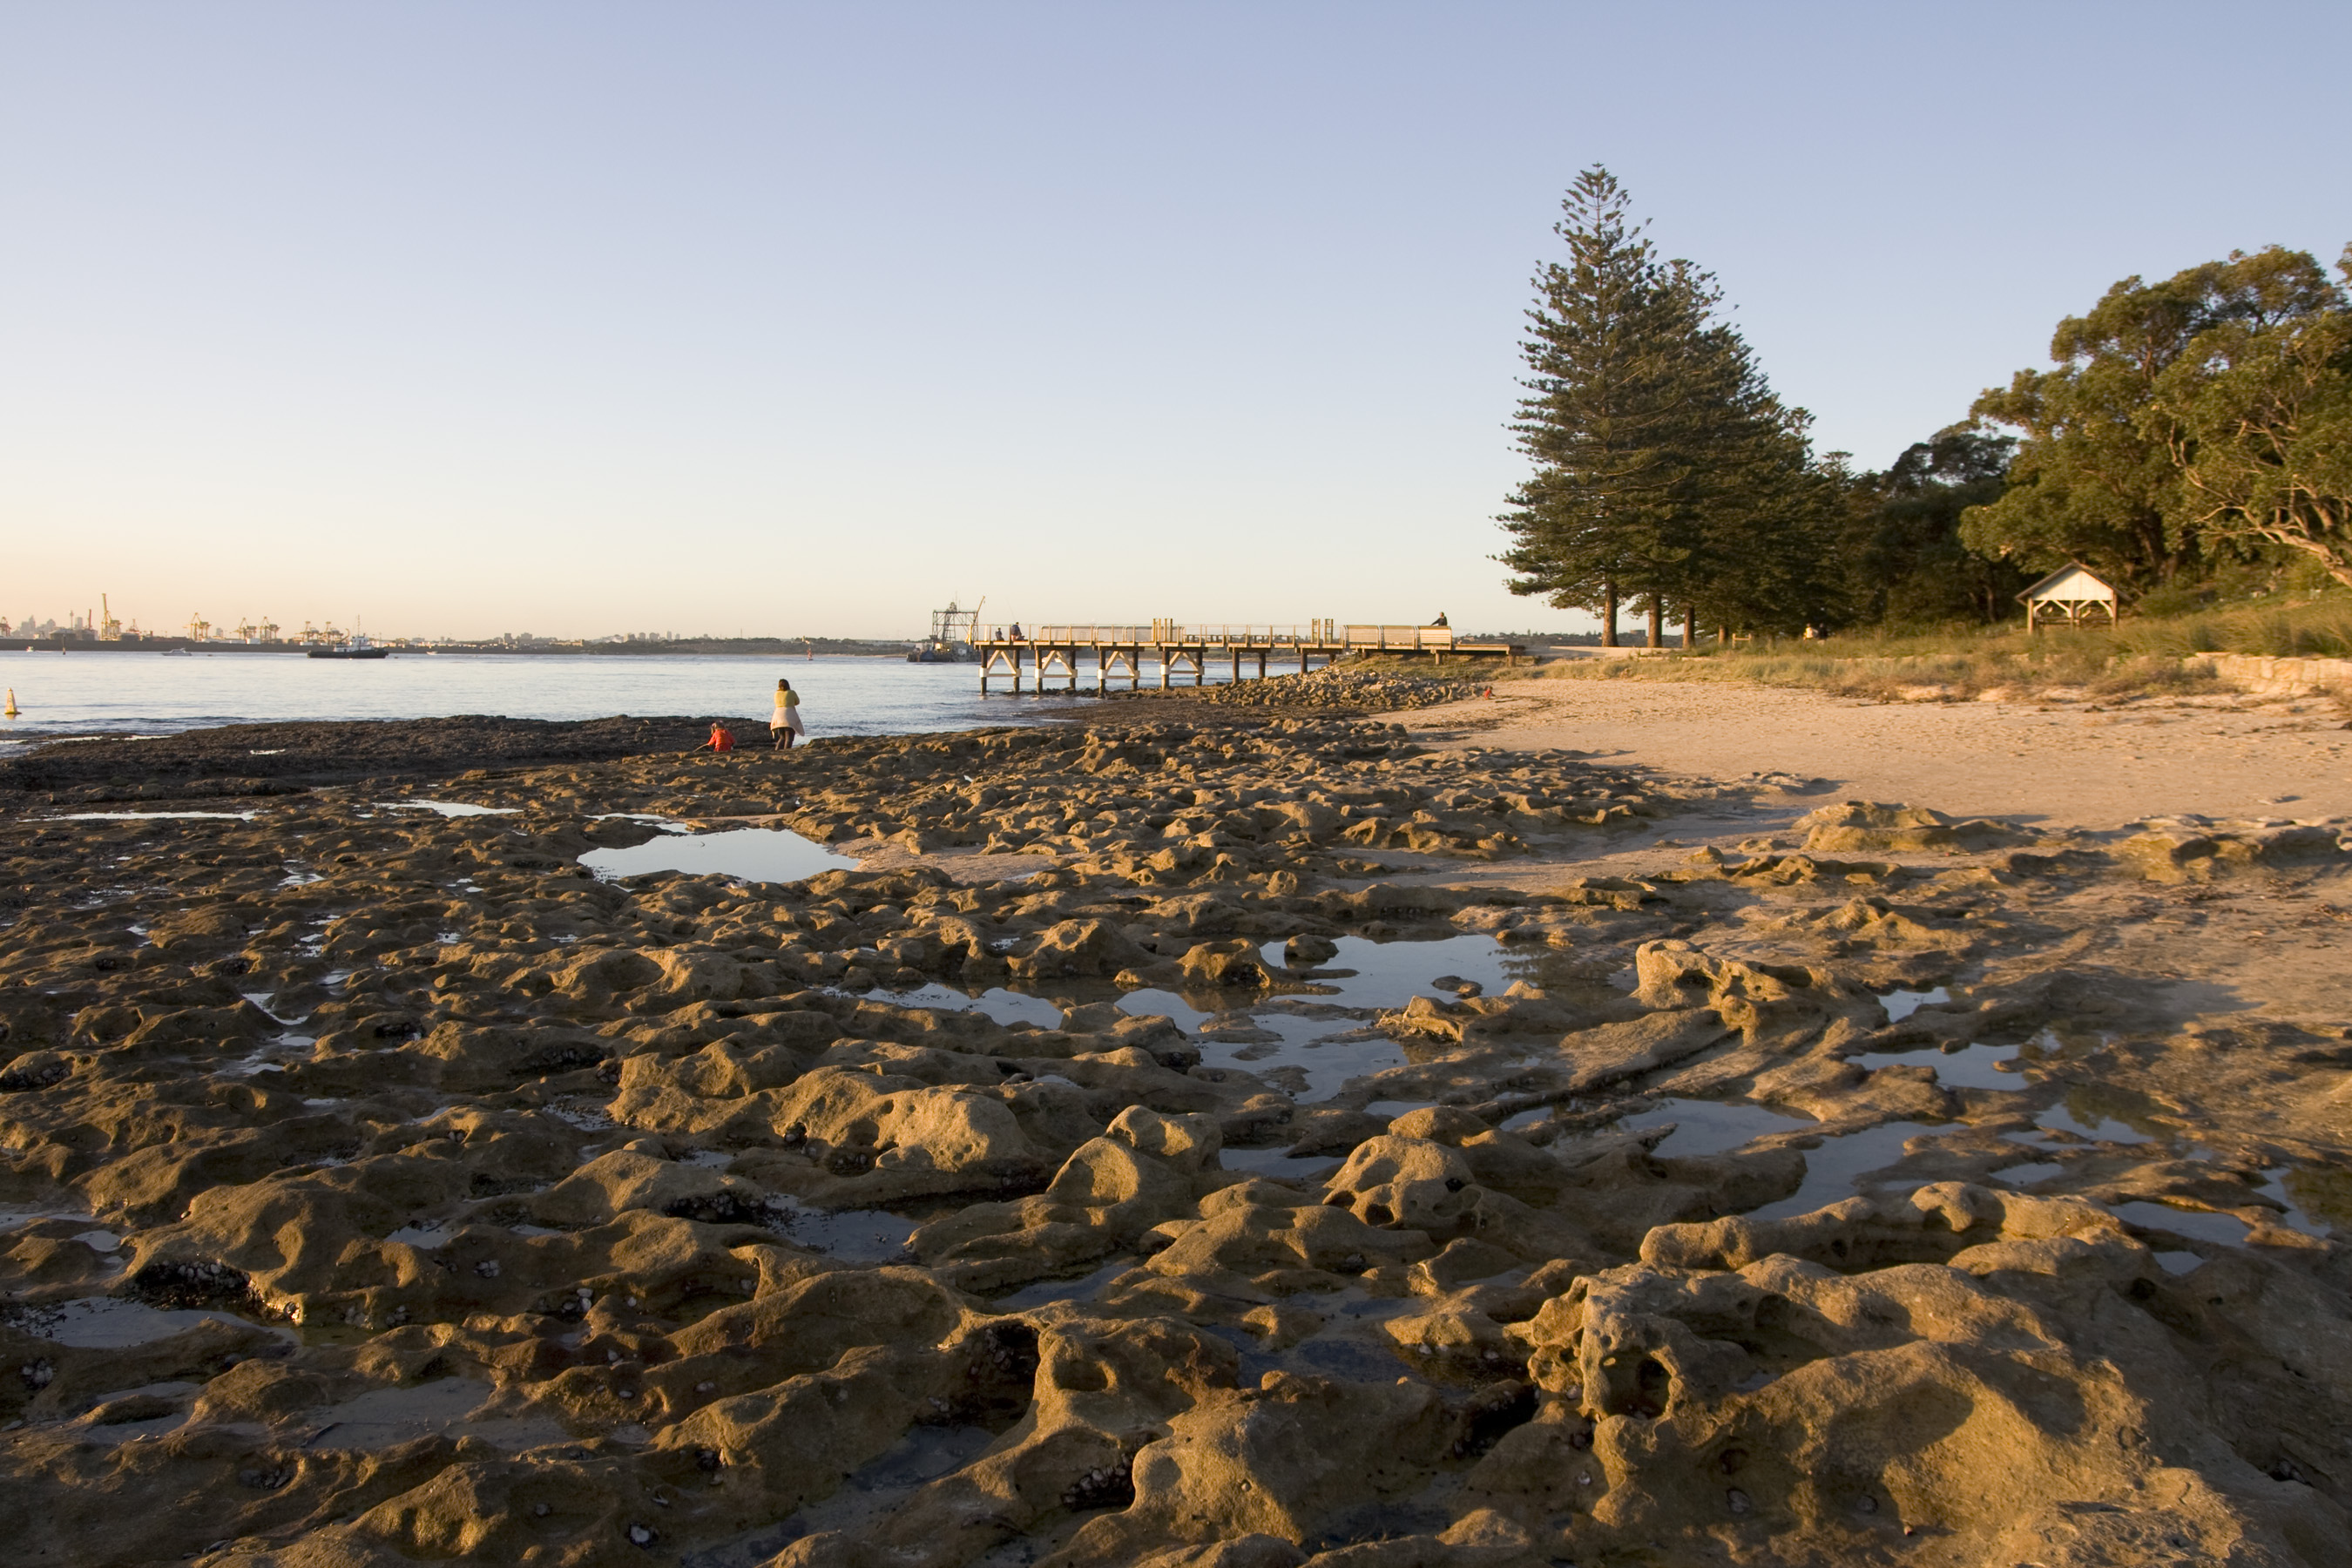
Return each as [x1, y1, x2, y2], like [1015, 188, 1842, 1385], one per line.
[1517, 594, 2352, 700]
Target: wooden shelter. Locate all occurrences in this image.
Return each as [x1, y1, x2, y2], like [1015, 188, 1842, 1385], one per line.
[2017, 564, 2119, 632]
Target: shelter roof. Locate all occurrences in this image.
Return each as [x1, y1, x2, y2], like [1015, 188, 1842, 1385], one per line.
[2017, 563, 2118, 603]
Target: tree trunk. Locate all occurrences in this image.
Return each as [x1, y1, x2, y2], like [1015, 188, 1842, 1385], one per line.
[1719, 622, 1731, 645]
[1646, 599, 1663, 648]
[1680, 608, 1693, 650]
[1602, 578, 1619, 647]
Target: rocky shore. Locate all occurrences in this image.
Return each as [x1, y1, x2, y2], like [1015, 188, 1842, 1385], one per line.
[0, 716, 753, 803]
[2, 713, 2349, 1566]
[1112, 666, 1491, 713]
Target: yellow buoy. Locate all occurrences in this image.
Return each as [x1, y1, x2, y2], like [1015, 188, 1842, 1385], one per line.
[3, 687, 17, 717]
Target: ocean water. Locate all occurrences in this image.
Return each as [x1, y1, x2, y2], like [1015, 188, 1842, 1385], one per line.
[0, 651, 1114, 746]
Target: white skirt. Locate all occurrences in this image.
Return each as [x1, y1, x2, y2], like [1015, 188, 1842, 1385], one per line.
[774, 706, 806, 733]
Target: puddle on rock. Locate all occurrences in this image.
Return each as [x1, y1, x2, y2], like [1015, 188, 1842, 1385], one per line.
[1746, 1122, 1940, 1222]
[579, 826, 855, 885]
[377, 800, 518, 817]
[2106, 1200, 2252, 1247]
[867, 983, 1064, 1031]
[1117, 985, 1417, 1103]
[22, 1296, 269, 1348]
[385, 1222, 454, 1248]
[305, 1377, 563, 1451]
[1880, 985, 1950, 1021]
[1206, 1016, 1408, 1102]
[2017, 1101, 2160, 1146]
[2254, 1167, 2335, 1237]
[1220, 1288, 1425, 1388]
[895, 936, 1533, 1108]
[0, 1208, 98, 1235]
[70, 1380, 204, 1443]
[1620, 1098, 1813, 1159]
[1218, 1146, 1343, 1181]
[1258, 933, 1542, 1012]
[48, 810, 260, 822]
[684, 1424, 1002, 1567]
[2153, 1249, 2205, 1275]
[1851, 1038, 2030, 1092]
[765, 1199, 920, 1262]
[988, 1258, 1134, 1312]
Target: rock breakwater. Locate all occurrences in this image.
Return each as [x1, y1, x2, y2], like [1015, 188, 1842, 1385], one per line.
[1, 715, 2348, 1565]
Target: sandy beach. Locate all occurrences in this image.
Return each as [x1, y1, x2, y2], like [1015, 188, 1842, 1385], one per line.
[1406, 677, 2352, 829]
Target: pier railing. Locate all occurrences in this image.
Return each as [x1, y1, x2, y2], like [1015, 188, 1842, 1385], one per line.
[1004, 621, 1355, 645]
[1342, 625, 1455, 651]
[1025, 625, 1154, 644]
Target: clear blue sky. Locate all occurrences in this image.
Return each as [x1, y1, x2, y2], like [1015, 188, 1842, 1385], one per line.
[5, 3, 2346, 641]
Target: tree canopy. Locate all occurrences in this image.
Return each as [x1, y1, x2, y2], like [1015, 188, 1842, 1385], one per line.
[2150, 247, 2352, 587]
[1963, 246, 2352, 598]
[1836, 426, 2024, 625]
[1496, 181, 2352, 632]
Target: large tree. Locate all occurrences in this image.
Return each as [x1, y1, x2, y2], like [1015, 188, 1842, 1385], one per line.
[1499, 168, 1707, 644]
[1501, 167, 1836, 643]
[2151, 247, 2352, 586]
[1963, 247, 2342, 591]
[1674, 307, 1850, 639]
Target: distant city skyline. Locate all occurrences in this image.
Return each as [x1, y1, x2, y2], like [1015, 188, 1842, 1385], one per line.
[7, 3, 2348, 640]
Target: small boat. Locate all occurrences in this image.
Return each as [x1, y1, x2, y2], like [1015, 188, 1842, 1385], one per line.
[160, 647, 193, 658]
[308, 635, 389, 660]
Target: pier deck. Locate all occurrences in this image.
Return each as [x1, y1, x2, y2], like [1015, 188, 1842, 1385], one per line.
[974, 621, 1522, 694]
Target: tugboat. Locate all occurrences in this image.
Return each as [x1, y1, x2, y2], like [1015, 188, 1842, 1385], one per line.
[308, 633, 389, 660]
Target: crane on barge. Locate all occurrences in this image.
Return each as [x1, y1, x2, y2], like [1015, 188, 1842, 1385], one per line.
[908, 597, 984, 662]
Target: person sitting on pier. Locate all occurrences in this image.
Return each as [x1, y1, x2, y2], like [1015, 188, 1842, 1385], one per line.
[1431, 612, 1449, 627]
[1009, 622, 1024, 640]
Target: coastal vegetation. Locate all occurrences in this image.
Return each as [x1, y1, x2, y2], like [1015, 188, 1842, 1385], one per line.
[1502, 167, 2352, 640]
[1519, 592, 2352, 702]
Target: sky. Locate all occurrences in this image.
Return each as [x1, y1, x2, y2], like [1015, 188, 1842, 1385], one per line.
[4, 3, 2348, 642]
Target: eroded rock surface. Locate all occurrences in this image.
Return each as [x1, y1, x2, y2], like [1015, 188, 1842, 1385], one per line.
[1, 716, 2347, 1566]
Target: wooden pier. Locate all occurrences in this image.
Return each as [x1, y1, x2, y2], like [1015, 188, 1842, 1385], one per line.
[974, 620, 1524, 694]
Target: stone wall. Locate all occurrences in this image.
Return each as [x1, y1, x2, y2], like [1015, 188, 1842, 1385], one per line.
[2186, 651, 2352, 696]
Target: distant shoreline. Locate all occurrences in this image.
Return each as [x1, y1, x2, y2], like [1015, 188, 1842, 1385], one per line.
[0, 639, 914, 658]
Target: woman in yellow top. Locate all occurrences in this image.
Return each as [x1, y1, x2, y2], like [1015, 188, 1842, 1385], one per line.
[770, 679, 805, 750]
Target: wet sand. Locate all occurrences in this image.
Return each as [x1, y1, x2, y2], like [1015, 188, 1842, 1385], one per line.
[2, 693, 2348, 1566]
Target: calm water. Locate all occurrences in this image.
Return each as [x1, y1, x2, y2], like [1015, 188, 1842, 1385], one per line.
[0, 651, 1107, 746]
